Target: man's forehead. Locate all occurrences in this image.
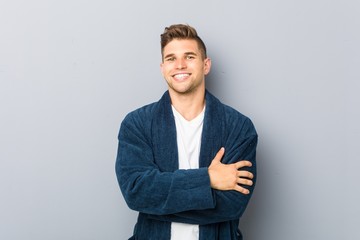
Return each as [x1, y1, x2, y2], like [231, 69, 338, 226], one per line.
[163, 39, 200, 54]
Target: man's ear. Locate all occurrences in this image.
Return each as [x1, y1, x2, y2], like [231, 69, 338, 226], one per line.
[160, 62, 164, 76]
[204, 58, 212, 75]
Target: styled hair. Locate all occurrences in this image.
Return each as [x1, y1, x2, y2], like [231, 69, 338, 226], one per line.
[160, 24, 207, 60]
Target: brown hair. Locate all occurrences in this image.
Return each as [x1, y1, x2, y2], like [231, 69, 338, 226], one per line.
[160, 24, 207, 60]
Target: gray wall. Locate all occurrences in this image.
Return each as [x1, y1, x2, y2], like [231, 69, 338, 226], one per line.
[1, 0, 359, 239]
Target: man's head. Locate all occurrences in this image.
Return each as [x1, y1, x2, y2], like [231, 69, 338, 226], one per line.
[160, 24, 211, 97]
[161, 24, 207, 61]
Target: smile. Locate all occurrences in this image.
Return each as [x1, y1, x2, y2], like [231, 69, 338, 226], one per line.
[172, 73, 191, 80]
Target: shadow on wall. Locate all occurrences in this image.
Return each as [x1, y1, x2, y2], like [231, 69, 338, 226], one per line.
[239, 145, 268, 238]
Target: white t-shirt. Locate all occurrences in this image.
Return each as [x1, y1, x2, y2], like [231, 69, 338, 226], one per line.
[170, 106, 205, 240]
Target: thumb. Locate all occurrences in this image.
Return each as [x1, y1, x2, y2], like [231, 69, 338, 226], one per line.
[212, 147, 225, 163]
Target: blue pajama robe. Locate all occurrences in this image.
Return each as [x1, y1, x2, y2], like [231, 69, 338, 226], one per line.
[116, 90, 258, 240]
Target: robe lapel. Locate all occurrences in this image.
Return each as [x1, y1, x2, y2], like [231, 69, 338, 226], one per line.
[152, 90, 225, 171]
[199, 91, 225, 168]
[152, 91, 179, 172]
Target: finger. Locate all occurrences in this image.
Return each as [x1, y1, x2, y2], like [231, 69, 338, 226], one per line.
[234, 185, 250, 195]
[237, 170, 253, 179]
[237, 177, 253, 186]
[235, 160, 252, 169]
[212, 147, 225, 163]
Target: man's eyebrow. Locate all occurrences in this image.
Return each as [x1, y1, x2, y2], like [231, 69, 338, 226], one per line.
[164, 52, 198, 59]
[164, 53, 175, 59]
[184, 51, 198, 56]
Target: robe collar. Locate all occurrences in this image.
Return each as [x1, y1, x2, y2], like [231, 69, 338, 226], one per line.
[152, 90, 225, 171]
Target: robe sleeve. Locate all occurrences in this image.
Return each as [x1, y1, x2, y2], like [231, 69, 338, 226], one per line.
[115, 112, 216, 215]
[148, 117, 258, 225]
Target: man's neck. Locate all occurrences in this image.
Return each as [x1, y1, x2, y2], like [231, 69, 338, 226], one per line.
[169, 89, 206, 121]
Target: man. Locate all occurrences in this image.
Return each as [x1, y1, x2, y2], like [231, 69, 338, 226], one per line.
[116, 24, 257, 240]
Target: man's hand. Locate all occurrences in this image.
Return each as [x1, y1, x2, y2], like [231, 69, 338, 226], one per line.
[208, 147, 254, 194]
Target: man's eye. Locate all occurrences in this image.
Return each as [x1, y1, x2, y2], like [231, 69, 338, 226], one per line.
[186, 56, 195, 60]
[166, 57, 175, 61]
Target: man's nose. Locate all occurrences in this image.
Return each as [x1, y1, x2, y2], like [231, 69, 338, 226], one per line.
[175, 58, 186, 69]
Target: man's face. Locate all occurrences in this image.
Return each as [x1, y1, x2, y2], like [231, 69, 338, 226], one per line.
[160, 39, 211, 96]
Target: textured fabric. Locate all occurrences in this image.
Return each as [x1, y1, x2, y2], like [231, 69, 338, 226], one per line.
[116, 90, 258, 240]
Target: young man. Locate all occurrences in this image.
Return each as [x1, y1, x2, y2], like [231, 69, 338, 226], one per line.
[116, 24, 258, 240]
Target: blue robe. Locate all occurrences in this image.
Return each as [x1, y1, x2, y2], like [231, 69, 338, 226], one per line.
[116, 90, 258, 240]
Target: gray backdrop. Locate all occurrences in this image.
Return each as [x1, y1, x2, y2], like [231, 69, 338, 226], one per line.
[1, 0, 359, 239]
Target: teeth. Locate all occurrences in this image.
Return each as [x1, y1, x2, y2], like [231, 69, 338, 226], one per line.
[174, 73, 190, 80]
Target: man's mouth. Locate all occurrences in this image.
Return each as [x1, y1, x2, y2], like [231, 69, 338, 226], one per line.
[172, 73, 191, 81]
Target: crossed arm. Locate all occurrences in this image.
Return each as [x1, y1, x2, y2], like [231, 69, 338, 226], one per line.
[208, 147, 253, 194]
[116, 118, 257, 225]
